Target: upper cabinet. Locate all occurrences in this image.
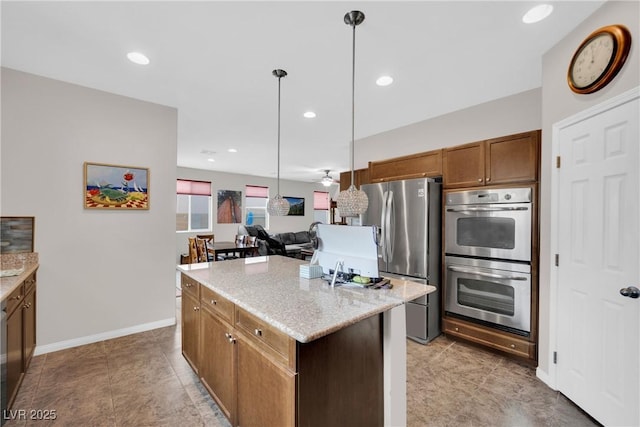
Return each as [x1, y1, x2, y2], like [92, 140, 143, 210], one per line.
[339, 168, 370, 192]
[368, 149, 442, 183]
[443, 130, 540, 188]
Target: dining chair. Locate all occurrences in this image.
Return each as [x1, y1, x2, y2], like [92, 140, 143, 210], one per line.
[197, 234, 215, 262]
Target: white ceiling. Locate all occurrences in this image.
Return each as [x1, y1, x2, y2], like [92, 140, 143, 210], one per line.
[1, 1, 605, 184]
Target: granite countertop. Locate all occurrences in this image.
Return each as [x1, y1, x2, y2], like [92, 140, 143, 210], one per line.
[177, 255, 434, 343]
[0, 253, 39, 301]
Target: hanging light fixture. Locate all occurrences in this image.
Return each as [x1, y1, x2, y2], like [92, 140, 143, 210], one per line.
[267, 69, 291, 216]
[336, 10, 368, 217]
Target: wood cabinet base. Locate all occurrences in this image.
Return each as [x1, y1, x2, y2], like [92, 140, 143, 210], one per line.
[443, 316, 536, 364]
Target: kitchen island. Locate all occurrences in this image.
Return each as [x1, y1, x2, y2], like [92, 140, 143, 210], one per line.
[177, 255, 434, 427]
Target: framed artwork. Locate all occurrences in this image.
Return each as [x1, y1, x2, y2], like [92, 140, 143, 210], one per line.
[217, 190, 242, 223]
[0, 217, 35, 253]
[84, 162, 149, 209]
[285, 197, 305, 216]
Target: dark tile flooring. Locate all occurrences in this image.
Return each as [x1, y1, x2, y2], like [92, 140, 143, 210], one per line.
[6, 297, 598, 426]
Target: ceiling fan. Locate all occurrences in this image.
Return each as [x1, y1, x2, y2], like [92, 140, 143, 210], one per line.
[314, 170, 339, 187]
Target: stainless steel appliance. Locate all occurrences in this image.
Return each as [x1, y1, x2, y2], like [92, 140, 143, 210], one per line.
[444, 187, 533, 334]
[444, 256, 531, 334]
[361, 178, 441, 343]
[444, 187, 532, 262]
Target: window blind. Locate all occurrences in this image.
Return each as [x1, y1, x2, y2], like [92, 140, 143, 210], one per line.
[177, 179, 211, 196]
[246, 185, 269, 198]
[314, 191, 330, 210]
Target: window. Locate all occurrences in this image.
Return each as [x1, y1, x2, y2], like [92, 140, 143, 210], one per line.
[313, 191, 330, 223]
[177, 179, 212, 232]
[245, 185, 268, 228]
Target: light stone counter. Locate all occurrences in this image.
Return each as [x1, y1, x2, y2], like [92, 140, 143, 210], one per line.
[0, 253, 39, 301]
[177, 255, 434, 343]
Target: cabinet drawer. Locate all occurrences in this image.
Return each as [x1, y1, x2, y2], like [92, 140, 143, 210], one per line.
[200, 286, 234, 324]
[235, 307, 294, 367]
[181, 274, 200, 299]
[443, 317, 536, 361]
[24, 272, 36, 294]
[5, 284, 24, 316]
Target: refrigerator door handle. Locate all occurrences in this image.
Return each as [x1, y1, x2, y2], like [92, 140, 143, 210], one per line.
[381, 191, 388, 262]
[385, 191, 393, 261]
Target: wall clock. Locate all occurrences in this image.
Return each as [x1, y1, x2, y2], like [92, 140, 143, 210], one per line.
[567, 24, 632, 94]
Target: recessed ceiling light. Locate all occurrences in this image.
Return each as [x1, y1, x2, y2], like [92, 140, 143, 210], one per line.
[228, 148, 238, 153]
[303, 111, 316, 119]
[127, 51, 150, 65]
[522, 4, 553, 24]
[376, 76, 393, 86]
[207, 158, 215, 162]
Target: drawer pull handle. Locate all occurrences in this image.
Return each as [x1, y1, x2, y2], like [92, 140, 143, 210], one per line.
[454, 327, 459, 332]
[211, 299, 217, 305]
[254, 328, 263, 337]
[510, 344, 516, 349]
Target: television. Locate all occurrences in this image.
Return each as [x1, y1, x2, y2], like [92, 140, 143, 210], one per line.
[315, 224, 380, 279]
[284, 197, 304, 216]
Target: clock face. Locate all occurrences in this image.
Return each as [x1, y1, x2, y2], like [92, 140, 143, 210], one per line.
[570, 33, 615, 89]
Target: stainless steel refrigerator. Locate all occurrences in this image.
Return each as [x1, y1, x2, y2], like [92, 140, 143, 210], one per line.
[361, 177, 441, 343]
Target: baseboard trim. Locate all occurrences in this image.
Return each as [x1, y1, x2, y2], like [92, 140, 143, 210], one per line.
[33, 317, 176, 356]
[536, 367, 557, 390]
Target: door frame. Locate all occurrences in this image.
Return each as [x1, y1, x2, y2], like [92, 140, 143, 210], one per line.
[546, 86, 639, 389]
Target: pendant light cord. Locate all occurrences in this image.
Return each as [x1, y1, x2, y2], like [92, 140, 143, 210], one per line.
[277, 74, 282, 196]
[350, 20, 356, 187]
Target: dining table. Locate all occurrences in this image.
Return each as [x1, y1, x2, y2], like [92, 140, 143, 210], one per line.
[207, 241, 258, 261]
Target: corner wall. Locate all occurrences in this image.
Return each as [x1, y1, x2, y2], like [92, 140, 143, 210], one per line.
[1, 68, 178, 351]
[538, 0, 639, 381]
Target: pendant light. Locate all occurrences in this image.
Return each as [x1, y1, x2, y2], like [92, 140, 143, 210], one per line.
[336, 10, 368, 217]
[267, 69, 290, 216]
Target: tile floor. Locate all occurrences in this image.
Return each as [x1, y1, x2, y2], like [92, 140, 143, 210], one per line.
[6, 298, 599, 427]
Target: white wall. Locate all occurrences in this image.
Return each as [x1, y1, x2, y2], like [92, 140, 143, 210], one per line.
[539, 1, 639, 380]
[353, 88, 541, 167]
[176, 166, 331, 262]
[1, 68, 178, 351]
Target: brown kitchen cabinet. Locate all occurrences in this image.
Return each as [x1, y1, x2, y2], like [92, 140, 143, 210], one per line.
[443, 130, 540, 188]
[181, 274, 200, 372]
[182, 273, 384, 427]
[368, 149, 443, 182]
[443, 316, 536, 362]
[339, 168, 370, 192]
[199, 298, 236, 423]
[4, 270, 38, 409]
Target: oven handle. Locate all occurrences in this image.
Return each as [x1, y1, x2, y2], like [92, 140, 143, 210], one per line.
[447, 265, 528, 281]
[446, 207, 529, 212]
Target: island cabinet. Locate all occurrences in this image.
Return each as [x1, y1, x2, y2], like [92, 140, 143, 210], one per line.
[181, 274, 200, 372]
[368, 149, 443, 183]
[443, 130, 540, 188]
[182, 273, 385, 427]
[5, 270, 37, 409]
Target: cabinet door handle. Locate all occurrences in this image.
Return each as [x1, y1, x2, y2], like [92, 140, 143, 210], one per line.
[225, 333, 236, 344]
[254, 328, 263, 337]
[193, 306, 199, 311]
[211, 299, 217, 305]
[478, 178, 483, 182]
[486, 177, 491, 182]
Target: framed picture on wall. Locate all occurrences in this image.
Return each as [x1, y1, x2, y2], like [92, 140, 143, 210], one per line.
[84, 162, 149, 209]
[217, 190, 242, 223]
[284, 197, 305, 216]
[0, 216, 35, 253]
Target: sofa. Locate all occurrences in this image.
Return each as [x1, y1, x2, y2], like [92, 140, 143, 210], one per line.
[270, 231, 313, 257]
[238, 225, 313, 258]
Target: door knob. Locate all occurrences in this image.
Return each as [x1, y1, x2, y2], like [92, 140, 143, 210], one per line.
[619, 286, 640, 299]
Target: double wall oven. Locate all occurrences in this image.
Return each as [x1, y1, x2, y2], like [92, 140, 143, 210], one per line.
[444, 187, 533, 335]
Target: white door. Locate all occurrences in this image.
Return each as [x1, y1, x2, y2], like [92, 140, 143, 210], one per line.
[556, 92, 639, 426]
